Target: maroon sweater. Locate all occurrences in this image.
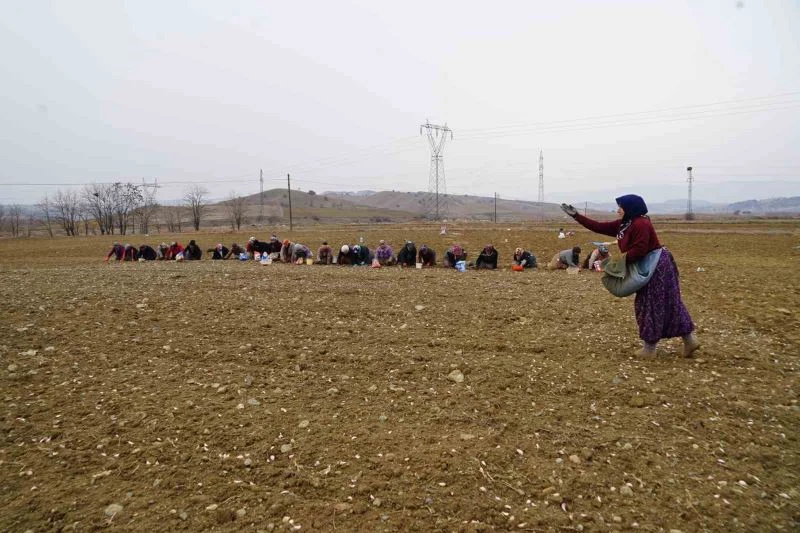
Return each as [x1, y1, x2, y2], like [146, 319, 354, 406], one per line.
[574, 214, 661, 263]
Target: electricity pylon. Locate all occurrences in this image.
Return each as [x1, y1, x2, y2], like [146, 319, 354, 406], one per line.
[420, 120, 453, 221]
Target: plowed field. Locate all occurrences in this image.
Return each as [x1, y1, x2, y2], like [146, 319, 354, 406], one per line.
[1, 221, 798, 532]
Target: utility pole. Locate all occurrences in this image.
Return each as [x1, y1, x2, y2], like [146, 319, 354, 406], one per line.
[420, 120, 454, 221]
[686, 166, 695, 220]
[494, 192, 498, 223]
[538, 150, 544, 222]
[287, 173, 293, 231]
[259, 169, 264, 226]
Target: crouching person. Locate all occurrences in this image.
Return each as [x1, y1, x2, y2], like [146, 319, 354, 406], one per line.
[418, 245, 436, 267]
[104, 242, 124, 262]
[444, 245, 467, 268]
[337, 245, 355, 265]
[209, 243, 230, 260]
[184, 240, 203, 260]
[138, 244, 158, 261]
[375, 240, 396, 266]
[547, 246, 581, 270]
[397, 241, 417, 267]
[317, 241, 334, 265]
[512, 247, 537, 269]
[475, 244, 499, 270]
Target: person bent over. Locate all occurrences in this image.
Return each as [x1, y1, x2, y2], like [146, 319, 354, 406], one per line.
[282, 241, 311, 264]
[337, 245, 355, 265]
[317, 241, 334, 265]
[397, 241, 417, 267]
[548, 246, 581, 270]
[352, 244, 372, 266]
[138, 244, 158, 261]
[267, 235, 282, 255]
[375, 240, 396, 266]
[119, 244, 138, 261]
[512, 247, 537, 269]
[417, 244, 436, 266]
[247, 237, 270, 259]
[582, 245, 610, 271]
[444, 245, 467, 268]
[104, 242, 124, 262]
[156, 243, 169, 260]
[184, 240, 203, 260]
[208, 243, 229, 260]
[475, 244, 498, 269]
[166, 242, 185, 260]
[222, 243, 245, 259]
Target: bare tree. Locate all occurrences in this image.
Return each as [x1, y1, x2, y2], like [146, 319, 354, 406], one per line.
[36, 195, 55, 237]
[78, 201, 93, 235]
[184, 185, 208, 231]
[26, 213, 35, 237]
[135, 185, 159, 235]
[8, 205, 23, 237]
[0, 204, 5, 233]
[83, 183, 115, 234]
[53, 190, 80, 236]
[163, 206, 183, 233]
[225, 191, 246, 230]
[110, 182, 143, 235]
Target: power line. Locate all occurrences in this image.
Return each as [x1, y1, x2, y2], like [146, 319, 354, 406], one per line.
[457, 91, 800, 135]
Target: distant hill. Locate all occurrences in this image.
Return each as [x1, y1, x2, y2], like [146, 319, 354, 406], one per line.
[205, 190, 800, 224]
[325, 190, 575, 221]
[728, 196, 800, 214]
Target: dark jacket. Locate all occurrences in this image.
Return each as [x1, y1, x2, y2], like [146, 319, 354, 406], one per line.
[138, 245, 157, 261]
[513, 250, 537, 268]
[212, 245, 229, 260]
[247, 240, 271, 255]
[418, 247, 436, 266]
[337, 249, 355, 265]
[475, 247, 498, 269]
[353, 245, 371, 265]
[184, 242, 202, 260]
[397, 243, 417, 266]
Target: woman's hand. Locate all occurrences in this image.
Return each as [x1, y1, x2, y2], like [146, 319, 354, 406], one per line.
[560, 203, 578, 217]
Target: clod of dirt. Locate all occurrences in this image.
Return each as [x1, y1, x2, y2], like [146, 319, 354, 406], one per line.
[620, 485, 634, 497]
[447, 370, 464, 383]
[629, 395, 646, 408]
[104, 503, 123, 517]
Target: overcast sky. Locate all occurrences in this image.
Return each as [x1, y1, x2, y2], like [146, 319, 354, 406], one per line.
[1, 0, 798, 205]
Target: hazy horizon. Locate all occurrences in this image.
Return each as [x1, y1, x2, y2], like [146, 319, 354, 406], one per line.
[1, 1, 798, 205]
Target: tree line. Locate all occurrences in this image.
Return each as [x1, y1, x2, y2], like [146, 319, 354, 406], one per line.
[0, 183, 259, 238]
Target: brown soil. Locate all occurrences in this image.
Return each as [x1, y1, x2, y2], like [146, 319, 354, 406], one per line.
[1, 222, 798, 532]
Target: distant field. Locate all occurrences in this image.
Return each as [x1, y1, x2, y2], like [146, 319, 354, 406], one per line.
[1, 220, 798, 531]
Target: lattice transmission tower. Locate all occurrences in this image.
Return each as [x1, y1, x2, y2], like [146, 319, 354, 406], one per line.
[420, 120, 453, 221]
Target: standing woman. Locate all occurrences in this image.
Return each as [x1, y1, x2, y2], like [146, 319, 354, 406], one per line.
[561, 195, 700, 357]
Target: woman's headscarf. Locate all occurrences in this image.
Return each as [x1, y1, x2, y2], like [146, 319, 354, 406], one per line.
[615, 194, 649, 240]
[615, 194, 648, 222]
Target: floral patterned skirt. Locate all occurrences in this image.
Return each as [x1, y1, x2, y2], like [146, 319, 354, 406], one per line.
[634, 249, 695, 343]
